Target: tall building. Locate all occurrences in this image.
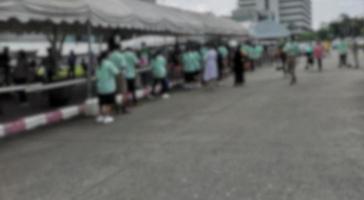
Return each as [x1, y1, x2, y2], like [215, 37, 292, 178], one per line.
[232, 0, 312, 33]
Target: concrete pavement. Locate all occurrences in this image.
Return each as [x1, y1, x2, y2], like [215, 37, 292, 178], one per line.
[1, 55, 364, 200]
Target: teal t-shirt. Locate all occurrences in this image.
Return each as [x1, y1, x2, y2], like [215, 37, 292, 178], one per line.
[250, 46, 262, 60]
[124, 51, 139, 79]
[96, 60, 119, 95]
[182, 52, 195, 73]
[201, 47, 209, 60]
[218, 46, 229, 58]
[306, 45, 314, 53]
[151, 55, 167, 79]
[283, 42, 300, 57]
[241, 44, 253, 58]
[108, 51, 126, 71]
[191, 51, 202, 71]
[336, 41, 348, 55]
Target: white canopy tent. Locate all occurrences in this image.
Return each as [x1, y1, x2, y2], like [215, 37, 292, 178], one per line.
[0, 0, 248, 96]
[0, 0, 248, 36]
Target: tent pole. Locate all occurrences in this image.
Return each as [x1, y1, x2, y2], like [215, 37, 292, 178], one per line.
[86, 20, 94, 98]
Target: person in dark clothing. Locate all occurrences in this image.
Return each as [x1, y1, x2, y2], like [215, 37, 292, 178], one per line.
[233, 47, 245, 86]
[13, 50, 29, 104]
[217, 52, 224, 80]
[68, 50, 77, 78]
[43, 48, 57, 82]
[0, 47, 11, 85]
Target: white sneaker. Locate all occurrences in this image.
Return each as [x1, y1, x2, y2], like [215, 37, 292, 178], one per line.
[162, 94, 170, 99]
[103, 116, 115, 124]
[96, 116, 104, 123]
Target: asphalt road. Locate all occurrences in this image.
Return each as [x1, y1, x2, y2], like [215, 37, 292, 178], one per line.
[1, 54, 364, 200]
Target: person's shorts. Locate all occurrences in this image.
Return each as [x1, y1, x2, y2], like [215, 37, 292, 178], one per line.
[184, 72, 195, 83]
[193, 70, 201, 77]
[127, 79, 136, 93]
[98, 93, 116, 106]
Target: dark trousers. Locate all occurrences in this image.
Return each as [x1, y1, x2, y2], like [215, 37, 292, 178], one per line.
[152, 78, 169, 95]
[2, 67, 11, 85]
[316, 58, 323, 71]
[250, 60, 256, 71]
[339, 54, 349, 68]
[234, 66, 245, 85]
[127, 78, 137, 103]
[14, 78, 28, 103]
[287, 57, 297, 85]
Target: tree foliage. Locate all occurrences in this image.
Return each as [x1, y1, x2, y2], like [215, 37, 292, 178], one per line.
[297, 14, 364, 41]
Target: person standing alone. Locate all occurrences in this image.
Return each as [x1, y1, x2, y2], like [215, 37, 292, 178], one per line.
[283, 36, 300, 85]
[314, 41, 325, 72]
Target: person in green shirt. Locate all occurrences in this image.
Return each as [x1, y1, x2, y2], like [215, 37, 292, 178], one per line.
[108, 45, 130, 113]
[182, 48, 196, 85]
[241, 42, 255, 71]
[283, 36, 300, 85]
[151, 50, 170, 99]
[249, 43, 262, 70]
[108, 45, 126, 71]
[335, 38, 351, 68]
[191, 49, 202, 81]
[305, 43, 314, 70]
[96, 51, 121, 124]
[124, 48, 140, 104]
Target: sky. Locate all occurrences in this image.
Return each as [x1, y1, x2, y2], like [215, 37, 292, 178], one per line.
[157, 0, 364, 30]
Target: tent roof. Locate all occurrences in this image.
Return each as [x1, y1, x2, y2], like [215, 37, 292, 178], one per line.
[251, 20, 290, 39]
[0, 0, 248, 36]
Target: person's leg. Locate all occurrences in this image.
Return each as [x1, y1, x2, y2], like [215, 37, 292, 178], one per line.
[339, 54, 344, 68]
[318, 58, 323, 71]
[306, 54, 310, 69]
[151, 79, 159, 96]
[251, 60, 255, 71]
[354, 53, 359, 68]
[234, 67, 242, 86]
[343, 54, 348, 67]
[161, 78, 169, 94]
[287, 58, 296, 85]
[128, 79, 137, 104]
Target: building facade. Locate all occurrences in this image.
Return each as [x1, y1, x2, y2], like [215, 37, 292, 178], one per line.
[232, 0, 312, 33]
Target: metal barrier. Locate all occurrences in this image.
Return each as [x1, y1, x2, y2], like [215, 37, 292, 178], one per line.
[0, 67, 152, 94]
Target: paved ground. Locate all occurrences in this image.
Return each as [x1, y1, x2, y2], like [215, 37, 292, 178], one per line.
[1, 54, 364, 200]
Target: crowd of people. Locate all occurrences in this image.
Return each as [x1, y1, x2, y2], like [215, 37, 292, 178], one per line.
[94, 41, 268, 124]
[276, 36, 363, 85]
[0, 47, 88, 87]
[0, 37, 362, 122]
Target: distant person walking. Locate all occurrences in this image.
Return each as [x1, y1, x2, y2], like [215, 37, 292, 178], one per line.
[305, 43, 314, 70]
[352, 39, 360, 69]
[336, 38, 351, 68]
[283, 36, 300, 85]
[314, 41, 325, 72]
[277, 43, 288, 76]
